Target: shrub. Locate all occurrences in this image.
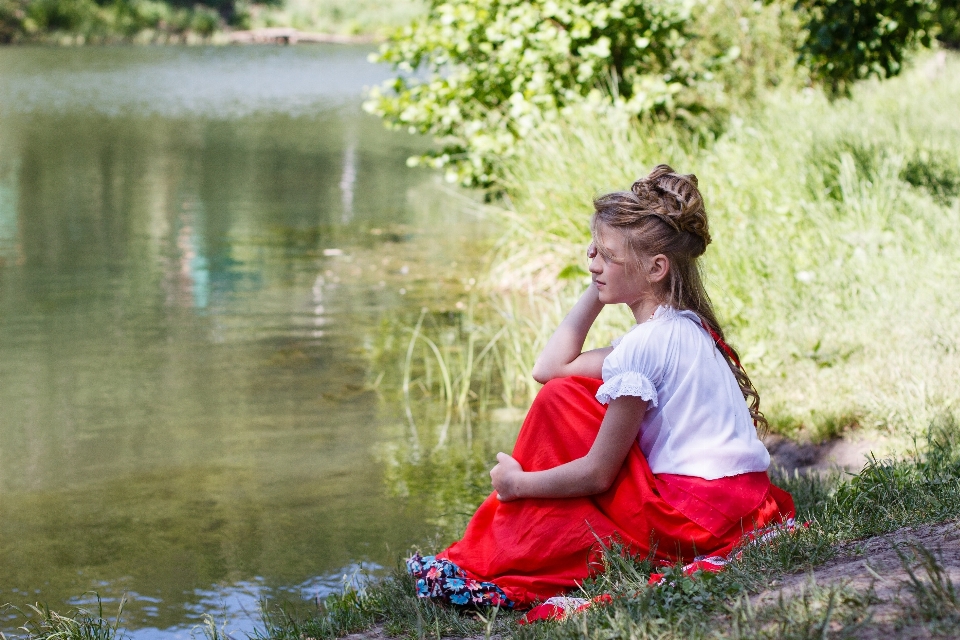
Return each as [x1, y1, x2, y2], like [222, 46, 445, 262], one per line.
[365, 0, 747, 187]
[796, 0, 939, 95]
[938, 0, 960, 47]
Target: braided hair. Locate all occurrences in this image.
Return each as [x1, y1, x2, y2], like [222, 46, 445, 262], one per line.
[591, 164, 767, 434]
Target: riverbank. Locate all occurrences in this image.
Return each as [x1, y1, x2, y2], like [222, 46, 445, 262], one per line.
[321, 48, 960, 637]
[431, 49, 960, 451]
[245, 423, 960, 639]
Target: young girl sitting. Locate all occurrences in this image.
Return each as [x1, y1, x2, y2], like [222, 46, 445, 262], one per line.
[407, 165, 795, 609]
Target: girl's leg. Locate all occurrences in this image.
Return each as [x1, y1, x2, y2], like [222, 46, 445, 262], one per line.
[439, 377, 618, 606]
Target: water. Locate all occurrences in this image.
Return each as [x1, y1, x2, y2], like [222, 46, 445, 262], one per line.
[0, 45, 492, 638]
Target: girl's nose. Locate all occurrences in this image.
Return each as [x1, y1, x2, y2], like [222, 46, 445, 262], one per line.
[587, 243, 602, 273]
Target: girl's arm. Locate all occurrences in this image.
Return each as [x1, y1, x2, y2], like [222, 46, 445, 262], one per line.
[530, 283, 612, 383]
[490, 395, 647, 500]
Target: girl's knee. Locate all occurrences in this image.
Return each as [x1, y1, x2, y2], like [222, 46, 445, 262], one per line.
[536, 376, 586, 405]
[539, 375, 577, 393]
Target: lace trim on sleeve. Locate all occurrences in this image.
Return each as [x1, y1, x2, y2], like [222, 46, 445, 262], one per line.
[595, 371, 658, 406]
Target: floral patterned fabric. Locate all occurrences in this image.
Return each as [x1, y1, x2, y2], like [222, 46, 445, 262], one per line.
[406, 553, 515, 608]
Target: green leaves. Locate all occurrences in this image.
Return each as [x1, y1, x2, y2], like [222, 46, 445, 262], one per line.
[795, 0, 939, 95]
[365, 0, 717, 188]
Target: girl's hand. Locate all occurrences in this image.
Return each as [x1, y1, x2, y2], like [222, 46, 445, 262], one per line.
[490, 452, 525, 501]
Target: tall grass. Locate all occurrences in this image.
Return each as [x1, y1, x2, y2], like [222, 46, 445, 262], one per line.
[2, 596, 127, 640]
[500, 52, 960, 445]
[391, 51, 960, 448]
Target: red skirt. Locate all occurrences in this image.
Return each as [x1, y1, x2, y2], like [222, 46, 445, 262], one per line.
[438, 376, 795, 607]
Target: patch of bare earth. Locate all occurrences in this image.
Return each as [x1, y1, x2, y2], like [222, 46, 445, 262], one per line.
[755, 519, 960, 638]
[342, 627, 493, 640]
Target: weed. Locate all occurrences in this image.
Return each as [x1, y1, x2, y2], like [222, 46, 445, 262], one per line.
[726, 582, 873, 639]
[896, 543, 960, 625]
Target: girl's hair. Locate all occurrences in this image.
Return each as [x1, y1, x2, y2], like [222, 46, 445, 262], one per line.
[592, 164, 767, 434]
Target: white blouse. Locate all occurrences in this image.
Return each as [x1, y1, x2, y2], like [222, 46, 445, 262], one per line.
[596, 306, 770, 480]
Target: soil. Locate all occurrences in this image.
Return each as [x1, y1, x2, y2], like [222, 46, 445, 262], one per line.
[755, 518, 960, 638]
[765, 433, 888, 475]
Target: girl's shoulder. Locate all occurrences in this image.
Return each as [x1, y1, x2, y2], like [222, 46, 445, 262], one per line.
[613, 306, 704, 349]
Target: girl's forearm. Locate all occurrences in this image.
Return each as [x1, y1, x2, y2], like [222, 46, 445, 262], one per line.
[491, 396, 646, 501]
[531, 285, 604, 382]
[515, 455, 610, 498]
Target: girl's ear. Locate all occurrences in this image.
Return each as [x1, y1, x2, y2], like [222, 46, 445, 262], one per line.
[647, 254, 670, 284]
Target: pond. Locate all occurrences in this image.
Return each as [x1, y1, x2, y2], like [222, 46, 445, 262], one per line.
[0, 45, 507, 639]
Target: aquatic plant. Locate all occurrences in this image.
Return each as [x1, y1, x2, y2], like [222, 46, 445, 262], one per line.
[2, 595, 126, 640]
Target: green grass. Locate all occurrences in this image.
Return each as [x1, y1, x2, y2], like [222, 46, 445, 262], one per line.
[491, 50, 960, 448]
[249, 416, 960, 639]
[2, 596, 127, 640]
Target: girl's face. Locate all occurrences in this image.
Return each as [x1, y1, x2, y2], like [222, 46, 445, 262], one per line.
[588, 224, 667, 316]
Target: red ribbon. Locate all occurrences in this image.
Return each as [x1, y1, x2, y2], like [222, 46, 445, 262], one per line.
[701, 320, 743, 371]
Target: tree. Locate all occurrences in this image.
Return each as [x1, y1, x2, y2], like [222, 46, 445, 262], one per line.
[365, 0, 728, 187]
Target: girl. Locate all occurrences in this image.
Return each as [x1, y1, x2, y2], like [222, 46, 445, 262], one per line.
[408, 165, 795, 609]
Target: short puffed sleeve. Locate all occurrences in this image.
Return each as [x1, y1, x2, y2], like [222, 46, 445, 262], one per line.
[595, 322, 667, 407]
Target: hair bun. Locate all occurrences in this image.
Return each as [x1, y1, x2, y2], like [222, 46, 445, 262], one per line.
[631, 165, 711, 251]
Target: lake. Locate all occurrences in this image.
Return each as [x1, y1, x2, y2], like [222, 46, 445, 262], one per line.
[0, 44, 500, 639]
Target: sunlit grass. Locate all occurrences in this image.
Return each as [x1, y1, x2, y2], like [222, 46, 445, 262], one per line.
[380, 51, 960, 451]
[492, 52, 960, 447]
[2, 596, 126, 640]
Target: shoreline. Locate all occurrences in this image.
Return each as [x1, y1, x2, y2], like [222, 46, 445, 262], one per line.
[0, 28, 382, 46]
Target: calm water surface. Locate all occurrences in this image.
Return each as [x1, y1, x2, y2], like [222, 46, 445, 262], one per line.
[0, 45, 490, 638]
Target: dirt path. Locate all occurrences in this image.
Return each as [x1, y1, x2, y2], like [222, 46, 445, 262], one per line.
[755, 519, 960, 638]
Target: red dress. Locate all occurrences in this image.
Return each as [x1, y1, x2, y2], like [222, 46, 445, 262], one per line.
[433, 376, 795, 608]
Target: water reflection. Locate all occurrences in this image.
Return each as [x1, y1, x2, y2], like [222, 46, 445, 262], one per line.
[0, 46, 490, 636]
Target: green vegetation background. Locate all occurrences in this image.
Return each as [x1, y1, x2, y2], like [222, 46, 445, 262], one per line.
[0, 0, 423, 43]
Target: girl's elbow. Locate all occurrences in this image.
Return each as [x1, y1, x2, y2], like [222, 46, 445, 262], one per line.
[585, 469, 615, 495]
[531, 364, 552, 384]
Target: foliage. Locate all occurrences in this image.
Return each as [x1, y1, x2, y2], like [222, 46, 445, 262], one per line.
[0, 0, 238, 42]
[247, 0, 423, 36]
[459, 51, 960, 445]
[795, 0, 939, 95]
[0, 0, 26, 41]
[938, 0, 960, 47]
[365, 0, 800, 187]
[0, 0, 423, 41]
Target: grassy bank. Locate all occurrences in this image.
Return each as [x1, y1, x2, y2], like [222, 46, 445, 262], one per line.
[7, 423, 960, 637]
[491, 50, 960, 448]
[255, 417, 960, 639]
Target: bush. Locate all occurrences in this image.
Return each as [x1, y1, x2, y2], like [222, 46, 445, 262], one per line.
[0, 0, 26, 41]
[937, 0, 960, 47]
[796, 0, 939, 95]
[365, 0, 752, 187]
